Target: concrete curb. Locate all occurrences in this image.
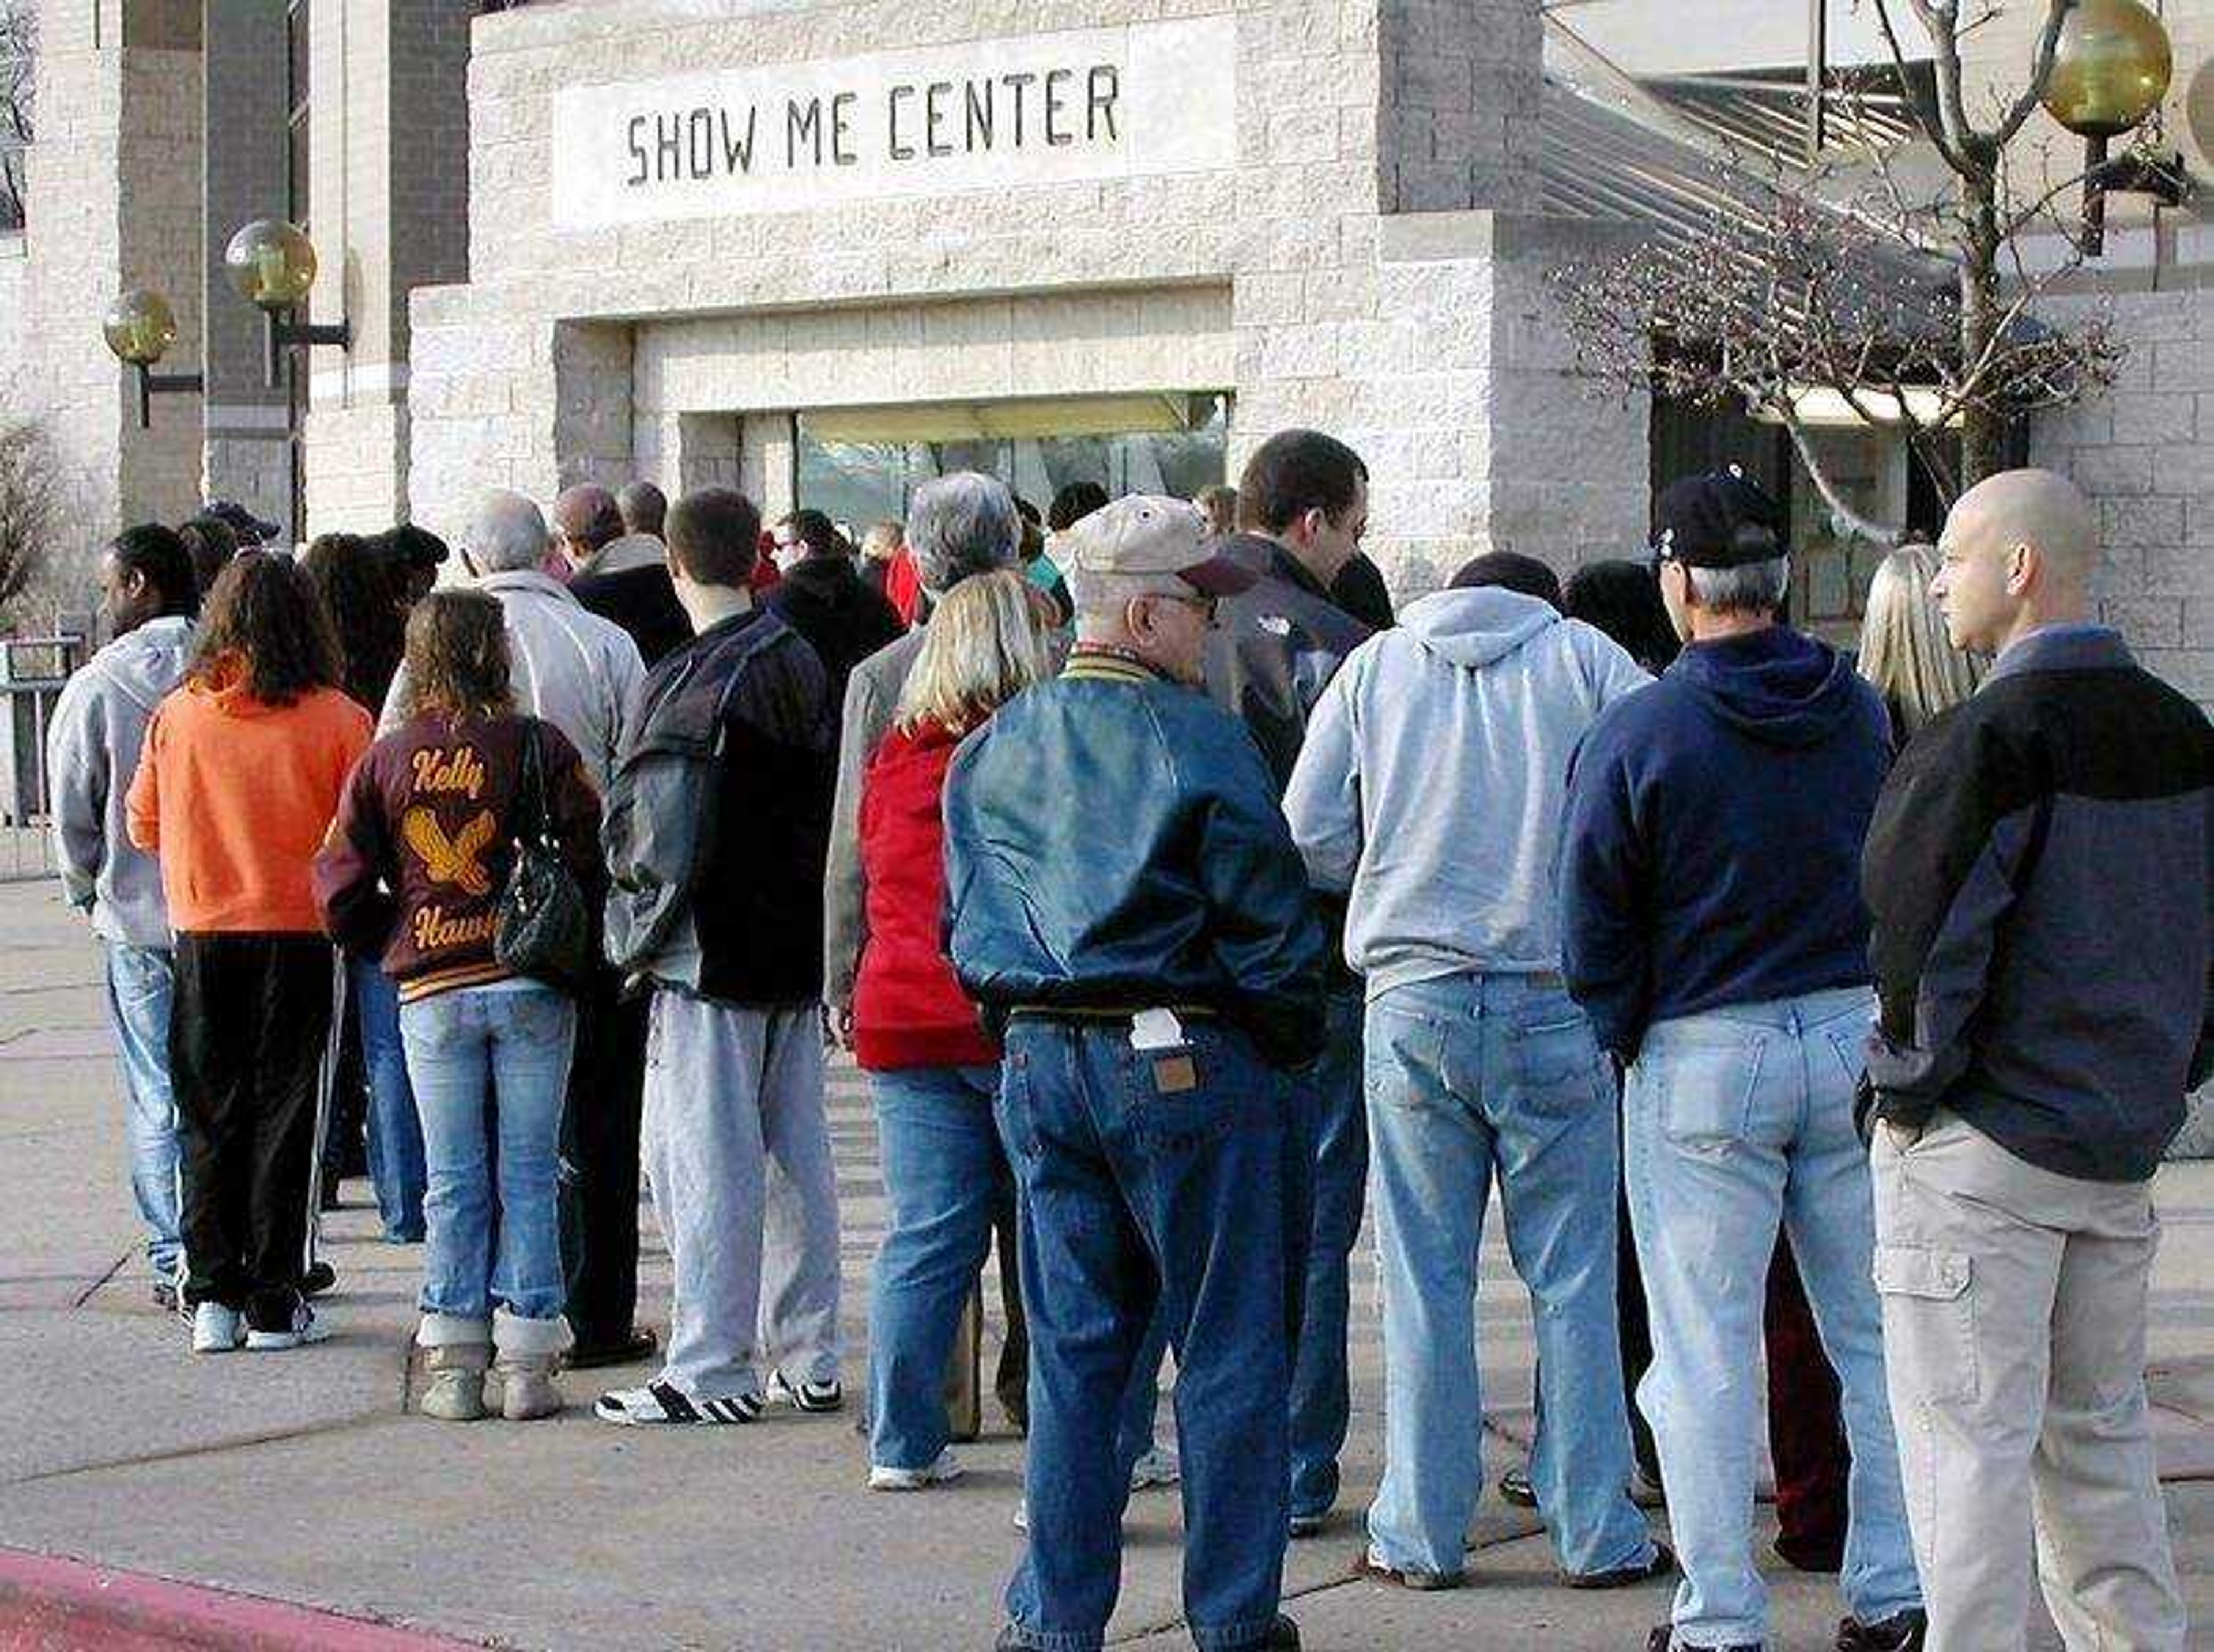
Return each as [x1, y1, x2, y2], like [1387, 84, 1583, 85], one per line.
[0, 1548, 485, 1651]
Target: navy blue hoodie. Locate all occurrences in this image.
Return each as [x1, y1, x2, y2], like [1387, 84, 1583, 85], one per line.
[1560, 625, 1892, 1061]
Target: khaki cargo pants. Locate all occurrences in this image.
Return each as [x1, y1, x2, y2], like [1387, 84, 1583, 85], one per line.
[1869, 1111, 2186, 1651]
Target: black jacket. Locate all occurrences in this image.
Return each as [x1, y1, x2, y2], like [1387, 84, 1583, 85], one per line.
[1203, 535, 1373, 792]
[766, 557, 906, 718]
[603, 608, 835, 1006]
[1863, 625, 2211, 1181]
[571, 562, 692, 669]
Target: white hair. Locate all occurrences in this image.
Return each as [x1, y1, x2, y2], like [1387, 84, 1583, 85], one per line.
[906, 472, 1021, 598]
[1687, 554, 1791, 616]
[469, 490, 551, 574]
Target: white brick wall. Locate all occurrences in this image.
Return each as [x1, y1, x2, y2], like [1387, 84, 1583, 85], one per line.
[2030, 288, 2214, 708]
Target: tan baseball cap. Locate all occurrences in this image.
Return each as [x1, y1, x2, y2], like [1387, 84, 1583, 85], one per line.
[1057, 495, 1257, 597]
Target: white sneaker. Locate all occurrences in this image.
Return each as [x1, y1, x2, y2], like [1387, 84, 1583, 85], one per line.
[1128, 1446, 1181, 1491]
[867, 1446, 963, 1491]
[190, 1302, 244, 1355]
[245, 1303, 332, 1352]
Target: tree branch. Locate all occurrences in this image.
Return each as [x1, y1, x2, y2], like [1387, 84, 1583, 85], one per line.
[1994, 0, 2079, 148]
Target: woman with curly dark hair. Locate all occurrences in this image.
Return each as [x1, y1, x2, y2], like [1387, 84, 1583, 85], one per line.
[127, 552, 372, 1354]
[300, 531, 428, 1243]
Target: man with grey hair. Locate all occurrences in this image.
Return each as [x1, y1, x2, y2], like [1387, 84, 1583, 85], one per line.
[942, 496, 1323, 1652]
[1561, 470, 1924, 1652]
[823, 470, 1022, 1027]
[617, 480, 666, 541]
[385, 489, 658, 1371]
[1862, 469, 2202, 1651]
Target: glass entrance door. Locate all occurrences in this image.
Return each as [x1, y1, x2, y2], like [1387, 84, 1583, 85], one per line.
[795, 393, 1230, 532]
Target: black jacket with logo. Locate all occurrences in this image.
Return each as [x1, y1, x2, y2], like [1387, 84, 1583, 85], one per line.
[1862, 626, 2211, 1181]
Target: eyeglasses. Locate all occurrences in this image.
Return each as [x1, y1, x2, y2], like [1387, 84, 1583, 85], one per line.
[1153, 591, 1218, 625]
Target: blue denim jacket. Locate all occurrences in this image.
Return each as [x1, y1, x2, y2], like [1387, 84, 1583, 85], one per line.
[943, 651, 1327, 1070]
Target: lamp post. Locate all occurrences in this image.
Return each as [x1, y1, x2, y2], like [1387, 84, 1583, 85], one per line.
[223, 218, 351, 389]
[2042, 0, 2175, 257]
[101, 288, 204, 429]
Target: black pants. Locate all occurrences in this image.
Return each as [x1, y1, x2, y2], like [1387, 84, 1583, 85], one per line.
[170, 934, 339, 1327]
[559, 963, 649, 1349]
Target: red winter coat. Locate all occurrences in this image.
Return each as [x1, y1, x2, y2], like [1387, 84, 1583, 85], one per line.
[854, 718, 997, 1071]
[882, 545, 924, 627]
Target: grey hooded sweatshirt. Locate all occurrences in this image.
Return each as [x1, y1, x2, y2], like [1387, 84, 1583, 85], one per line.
[47, 616, 196, 947]
[1283, 587, 1648, 997]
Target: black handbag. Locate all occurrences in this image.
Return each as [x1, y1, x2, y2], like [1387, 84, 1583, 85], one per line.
[494, 722, 592, 990]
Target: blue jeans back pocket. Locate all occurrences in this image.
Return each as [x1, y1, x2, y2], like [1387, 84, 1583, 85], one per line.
[1647, 1031, 1766, 1148]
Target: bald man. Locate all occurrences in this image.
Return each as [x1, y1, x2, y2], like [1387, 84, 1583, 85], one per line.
[1861, 469, 2208, 1652]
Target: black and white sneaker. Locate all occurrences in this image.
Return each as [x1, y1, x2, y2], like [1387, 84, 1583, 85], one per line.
[245, 1303, 332, 1352]
[594, 1380, 763, 1427]
[766, 1369, 844, 1414]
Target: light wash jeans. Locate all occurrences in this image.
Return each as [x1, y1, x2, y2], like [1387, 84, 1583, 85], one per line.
[398, 985, 575, 1323]
[1364, 972, 1655, 1579]
[869, 1062, 1014, 1470]
[351, 957, 426, 1243]
[868, 1062, 1166, 1472]
[1625, 986, 1921, 1649]
[101, 940, 181, 1280]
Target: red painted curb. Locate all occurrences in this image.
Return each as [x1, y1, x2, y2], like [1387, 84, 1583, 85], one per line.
[0, 1548, 483, 1651]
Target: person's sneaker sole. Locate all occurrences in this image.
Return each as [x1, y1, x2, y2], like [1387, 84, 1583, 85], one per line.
[867, 1452, 962, 1491]
[1565, 1540, 1675, 1590]
[766, 1370, 844, 1413]
[1354, 1551, 1464, 1591]
[1288, 1512, 1329, 1538]
[246, 1322, 333, 1352]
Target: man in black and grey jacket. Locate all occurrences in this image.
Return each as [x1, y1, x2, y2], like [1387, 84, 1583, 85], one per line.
[1203, 429, 1375, 1540]
[593, 486, 846, 1432]
[1862, 467, 2209, 1652]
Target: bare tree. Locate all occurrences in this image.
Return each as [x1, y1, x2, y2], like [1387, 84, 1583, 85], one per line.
[0, 0, 29, 231]
[1553, 0, 2146, 543]
[0, 421, 59, 631]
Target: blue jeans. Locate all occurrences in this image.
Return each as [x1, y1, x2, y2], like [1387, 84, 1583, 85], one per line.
[868, 1062, 1013, 1470]
[1626, 987, 1921, 1648]
[869, 1063, 1165, 1472]
[351, 958, 426, 1242]
[101, 941, 181, 1279]
[1289, 983, 1365, 1522]
[1364, 973, 1656, 1579]
[399, 986, 576, 1323]
[997, 1017, 1298, 1652]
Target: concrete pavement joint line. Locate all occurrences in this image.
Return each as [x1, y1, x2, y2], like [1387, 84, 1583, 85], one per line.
[1102, 1514, 1553, 1642]
[69, 1247, 131, 1309]
[2, 1408, 397, 1491]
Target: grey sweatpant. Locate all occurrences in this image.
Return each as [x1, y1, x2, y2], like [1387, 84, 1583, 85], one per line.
[642, 993, 842, 1400]
[1871, 1111, 2185, 1651]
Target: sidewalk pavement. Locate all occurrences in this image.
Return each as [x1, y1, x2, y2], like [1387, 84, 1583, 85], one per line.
[0, 878, 2205, 1650]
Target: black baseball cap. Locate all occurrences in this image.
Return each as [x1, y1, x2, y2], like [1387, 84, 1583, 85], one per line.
[1651, 467, 1787, 569]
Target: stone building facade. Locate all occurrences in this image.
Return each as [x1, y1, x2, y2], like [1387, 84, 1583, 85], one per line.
[401, 0, 1647, 594]
[0, 0, 2204, 704]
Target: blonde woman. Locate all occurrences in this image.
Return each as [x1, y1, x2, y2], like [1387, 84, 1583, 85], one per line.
[854, 571, 1053, 1489]
[1858, 544, 1983, 745]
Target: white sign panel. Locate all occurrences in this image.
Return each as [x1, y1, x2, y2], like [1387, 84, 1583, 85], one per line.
[550, 17, 1239, 230]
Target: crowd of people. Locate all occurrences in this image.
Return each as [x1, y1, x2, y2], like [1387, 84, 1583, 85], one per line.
[44, 433, 2208, 1652]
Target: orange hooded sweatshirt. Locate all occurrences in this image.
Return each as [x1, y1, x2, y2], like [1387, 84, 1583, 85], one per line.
[126, 666, 372, 934]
